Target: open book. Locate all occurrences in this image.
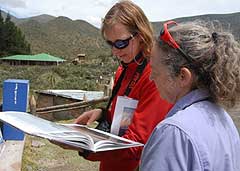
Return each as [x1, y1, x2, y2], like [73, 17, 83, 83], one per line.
[0, 111, 143, 152]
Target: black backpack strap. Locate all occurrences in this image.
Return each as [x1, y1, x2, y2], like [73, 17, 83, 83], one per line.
[106, 64, 127, 110]
[124, 58, 148, 96]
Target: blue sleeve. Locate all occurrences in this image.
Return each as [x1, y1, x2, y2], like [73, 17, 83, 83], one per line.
[140, 123, 202, 171]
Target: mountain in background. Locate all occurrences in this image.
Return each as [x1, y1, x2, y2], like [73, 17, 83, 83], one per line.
[1, 10, 18, 22]
[18, 16, 109, 60]
[1, 11, 56, 25]
[1, 11, 109, 60]
[2, 11, 240, 60]
[152, 12, 240, 41]
[18, 14, 56, 24]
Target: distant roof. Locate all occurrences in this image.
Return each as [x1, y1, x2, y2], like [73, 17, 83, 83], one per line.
[35, 90, 104, 101]
[1, 53, 66, 62]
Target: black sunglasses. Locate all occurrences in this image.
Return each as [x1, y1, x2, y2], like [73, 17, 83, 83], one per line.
[106, 32, 137, 49]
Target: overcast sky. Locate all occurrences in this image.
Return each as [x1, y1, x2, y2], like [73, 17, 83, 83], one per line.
[0, 0, 240, 27]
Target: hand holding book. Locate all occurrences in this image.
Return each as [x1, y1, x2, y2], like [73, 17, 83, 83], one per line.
[74, 109, 103, 126]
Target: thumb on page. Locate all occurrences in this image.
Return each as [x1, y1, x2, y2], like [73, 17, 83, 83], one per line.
[74, 114, 87, 124]
[86, 114, 98, 126]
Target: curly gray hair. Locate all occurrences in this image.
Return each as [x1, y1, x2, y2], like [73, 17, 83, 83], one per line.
[157, 20, 240, 107]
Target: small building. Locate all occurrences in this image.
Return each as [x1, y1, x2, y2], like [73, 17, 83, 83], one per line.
[77, 53, 86, 61]
[0, 53, 66, 65]
[72, 53, 86, 65]
[34, 89, 104, 120]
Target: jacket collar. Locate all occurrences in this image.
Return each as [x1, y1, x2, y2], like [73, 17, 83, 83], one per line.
[166, 89, 210, 118]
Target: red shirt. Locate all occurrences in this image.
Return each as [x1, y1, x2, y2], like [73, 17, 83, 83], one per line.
[86, 59, 172, 171]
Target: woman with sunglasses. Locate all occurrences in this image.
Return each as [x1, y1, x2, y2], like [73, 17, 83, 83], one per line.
[72, 1, 172, 171]
[140, 20, 240, 171]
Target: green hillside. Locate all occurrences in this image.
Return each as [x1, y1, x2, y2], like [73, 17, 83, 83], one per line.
[19, 14, 55, 24]
[152, 12, 240, 41]
[0, 11, 239, 94]
[0, 11, 115, 98]
[18, 16, 109, 60]
[3, 11, 239, 61]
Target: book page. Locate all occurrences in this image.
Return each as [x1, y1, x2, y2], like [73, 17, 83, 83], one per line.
[111, 96, 138, 135]
[0, 112, 143, 152]
[63, 124, 143, 152]
[0, 111, 72, 134]
[37, 132, 94, 151]
[94, 140, 142, 152]
[0, 111, 94, 151]
[63, 124, 110, 143]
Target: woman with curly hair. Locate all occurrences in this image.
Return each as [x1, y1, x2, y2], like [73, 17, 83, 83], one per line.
[140, 20, 240, 171]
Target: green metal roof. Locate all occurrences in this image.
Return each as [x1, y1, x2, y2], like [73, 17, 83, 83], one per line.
[0, 53, 66, 62]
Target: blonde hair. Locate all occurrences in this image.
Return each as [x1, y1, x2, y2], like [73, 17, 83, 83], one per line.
[158, 20, 240, 107]
[101, 0, 153, 56]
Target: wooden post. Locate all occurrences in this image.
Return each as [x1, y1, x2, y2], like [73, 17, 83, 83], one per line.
[108, 76, 114, 96]
[36, 96, 109, 113]
[104, 84, 109, 96]
[83, 94, 87, 101]
[29, 95, 37, 115]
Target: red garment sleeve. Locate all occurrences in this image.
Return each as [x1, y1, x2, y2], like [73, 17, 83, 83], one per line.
[85, 77, 172, 162]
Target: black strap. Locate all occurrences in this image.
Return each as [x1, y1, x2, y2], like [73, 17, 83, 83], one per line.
[106, 64, 127, 110]
[124, 58, 147, 96]
[106, 52, 147, 111]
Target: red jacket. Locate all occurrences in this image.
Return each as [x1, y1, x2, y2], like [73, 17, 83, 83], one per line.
[86, 59, 172, 171]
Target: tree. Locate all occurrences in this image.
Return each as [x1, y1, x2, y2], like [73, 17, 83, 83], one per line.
[0, 10, 4, 55]
[0, 12, 31, 57]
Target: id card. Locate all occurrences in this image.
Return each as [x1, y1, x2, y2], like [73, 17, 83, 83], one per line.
[111, 96, 139, 135]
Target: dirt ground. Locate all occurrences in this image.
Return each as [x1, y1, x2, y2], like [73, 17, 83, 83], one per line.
[22, 120, 100, 171]
[22, 135, 99, 171]
[21, 111, 240, 171]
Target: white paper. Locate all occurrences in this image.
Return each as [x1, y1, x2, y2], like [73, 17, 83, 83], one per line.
[0, 130, 4, 155]
[0, 130, 2, 142]
[111, 96, 139, 135]
[0, 111, 143, 152]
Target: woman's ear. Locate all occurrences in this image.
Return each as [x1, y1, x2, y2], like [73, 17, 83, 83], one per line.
[178, 67, 193, 88]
